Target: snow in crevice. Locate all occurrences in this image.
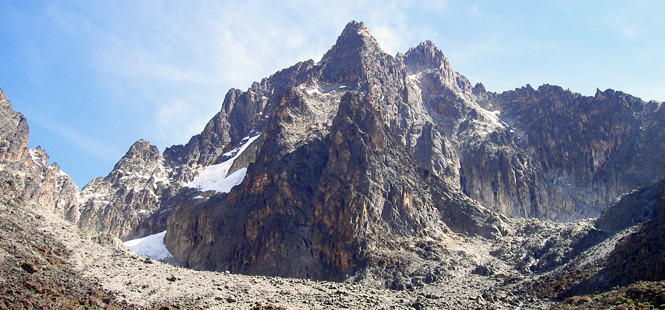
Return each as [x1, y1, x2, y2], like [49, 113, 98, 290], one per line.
[306, 88, 323, 96]
[222, 134, 260, 158]
[187, 134, 260, 194]
[123, 230, 172, 261]
[477, 107, 504, 129]
[407, 72, 424, 96]
[298, 82, 348, 97]
[407, 72, 423, 81]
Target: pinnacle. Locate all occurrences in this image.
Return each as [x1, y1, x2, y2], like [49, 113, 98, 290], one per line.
[122, 139, 160, 161]
[339, 21, 372, 40]
[402, 40, 450, 73]
[320, 21, 382, 63]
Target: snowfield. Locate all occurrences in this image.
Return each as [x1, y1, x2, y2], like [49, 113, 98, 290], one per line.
[122, 230, 173, 261]
[187, 134, 260, 194]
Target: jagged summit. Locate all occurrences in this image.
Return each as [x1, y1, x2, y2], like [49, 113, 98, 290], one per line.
[118, 139, 160, 163]
[320, 21, 382, 63]
[401, 40, 452, 74]
[318, 21, 387, 87]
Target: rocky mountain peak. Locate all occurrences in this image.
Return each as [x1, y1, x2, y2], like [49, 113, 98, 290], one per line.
[118, 139, 160, 163]
[77, 138, 176, 240]
[0, 90, 80, 222]
[401, 40, 451, 74]
[319, 21, 386, 87]
[472, 82, 487, 95]
[321, 21, 381, 61]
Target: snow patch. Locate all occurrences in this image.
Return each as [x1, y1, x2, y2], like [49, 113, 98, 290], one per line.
[200, 167, 247, 194]
[123, 231, 173, 261]
[56, 169, 69, 177]
[407, 72, 422, 81]
[28, 149, 37, 160]
[478, 107, 503, 128]
[306, 88, 323, 96]
[188, 134, 260, 194]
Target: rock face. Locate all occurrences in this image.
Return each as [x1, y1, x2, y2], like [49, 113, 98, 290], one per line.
[473, 85, 665, 221]
[166, 91, 507, 280]
[78, 140, 175, 240]
[69, 21, 665, 280]
[0, 89, 79, 222]
[601, 179, 665, 284]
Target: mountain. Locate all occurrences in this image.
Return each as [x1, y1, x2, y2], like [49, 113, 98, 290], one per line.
[70, 21, 665, 281]
[3, 20, 665, 308]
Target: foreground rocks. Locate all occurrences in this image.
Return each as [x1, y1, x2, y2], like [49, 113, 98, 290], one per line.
[0, 181, 131, 309]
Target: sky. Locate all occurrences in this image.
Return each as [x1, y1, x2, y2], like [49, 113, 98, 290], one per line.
[1, 0, 664, 188]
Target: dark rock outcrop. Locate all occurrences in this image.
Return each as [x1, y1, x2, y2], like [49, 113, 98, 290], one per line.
[166, 91, 507, 280]
[602, 179, 665, 283]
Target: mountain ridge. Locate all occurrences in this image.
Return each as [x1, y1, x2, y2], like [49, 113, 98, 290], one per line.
[2, 20, 664, 285]
[3, 20, 665, 309]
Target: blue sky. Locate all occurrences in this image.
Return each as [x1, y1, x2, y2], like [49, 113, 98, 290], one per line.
[1, 0, 664, 188]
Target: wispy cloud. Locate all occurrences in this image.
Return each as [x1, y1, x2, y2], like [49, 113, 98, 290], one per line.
[33, 0, 665, 160]
[29, 116, 121, 163]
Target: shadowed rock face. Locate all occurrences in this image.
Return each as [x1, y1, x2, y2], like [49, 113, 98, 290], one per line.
[166, 91, 506, 280]
[602, 179, 665, 284]
[472, 85, 665, 221]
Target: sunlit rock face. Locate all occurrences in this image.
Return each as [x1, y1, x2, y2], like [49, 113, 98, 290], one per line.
[0, 90, 79, 222]
[78, 140, 176, 240]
